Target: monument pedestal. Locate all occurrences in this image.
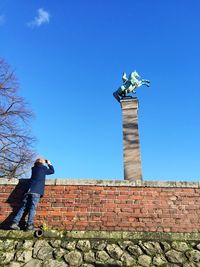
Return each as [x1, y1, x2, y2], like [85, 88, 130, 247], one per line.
[120, 97, 142, 180]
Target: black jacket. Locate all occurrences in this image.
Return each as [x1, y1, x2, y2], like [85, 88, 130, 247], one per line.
[28, 163, 54, 197]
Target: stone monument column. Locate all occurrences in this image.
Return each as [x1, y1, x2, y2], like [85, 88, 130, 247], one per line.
[120, 97, 142, 180]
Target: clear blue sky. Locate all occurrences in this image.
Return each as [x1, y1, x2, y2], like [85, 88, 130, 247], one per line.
[1, 0, 200, 181]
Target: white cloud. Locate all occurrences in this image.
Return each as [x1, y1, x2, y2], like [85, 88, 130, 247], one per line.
[0, 15, 5, 26]
[28, 8, 50, 28]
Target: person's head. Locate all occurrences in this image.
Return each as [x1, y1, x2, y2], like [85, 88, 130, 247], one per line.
[34, 158, 46, 165]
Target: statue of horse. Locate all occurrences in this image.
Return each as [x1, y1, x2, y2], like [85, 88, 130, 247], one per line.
[113, 71, 150, 102]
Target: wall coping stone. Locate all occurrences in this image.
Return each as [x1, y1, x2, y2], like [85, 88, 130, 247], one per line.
[1, 230, 200, 241]
[0, 178, 200, 188]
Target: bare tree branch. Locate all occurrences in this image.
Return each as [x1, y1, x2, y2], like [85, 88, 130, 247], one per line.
[0, 57, 36, 179]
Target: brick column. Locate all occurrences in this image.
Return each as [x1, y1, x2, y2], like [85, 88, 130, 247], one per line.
[120, 98, 142, 180]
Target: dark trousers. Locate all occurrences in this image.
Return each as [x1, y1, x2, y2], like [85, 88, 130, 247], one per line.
[13, 193, 40, 225]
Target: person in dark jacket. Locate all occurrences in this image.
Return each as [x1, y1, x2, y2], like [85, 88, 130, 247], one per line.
[10, 158, 54, 231]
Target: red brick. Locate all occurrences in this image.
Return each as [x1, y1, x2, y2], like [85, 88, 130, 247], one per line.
[0, 183, 200, 233]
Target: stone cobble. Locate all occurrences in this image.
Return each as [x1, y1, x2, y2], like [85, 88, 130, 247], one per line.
[1, 232, 200, 266]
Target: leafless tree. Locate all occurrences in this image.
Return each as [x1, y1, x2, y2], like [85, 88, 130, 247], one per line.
[0, 58, 35, 179]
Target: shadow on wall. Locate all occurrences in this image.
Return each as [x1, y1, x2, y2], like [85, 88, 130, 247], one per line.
[0, 179, 30, 230]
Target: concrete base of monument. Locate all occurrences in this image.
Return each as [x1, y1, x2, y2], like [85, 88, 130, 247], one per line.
[120, 97, 143, 180]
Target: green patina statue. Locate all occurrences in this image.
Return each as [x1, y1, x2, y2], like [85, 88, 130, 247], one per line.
[113, 71, 150, 102]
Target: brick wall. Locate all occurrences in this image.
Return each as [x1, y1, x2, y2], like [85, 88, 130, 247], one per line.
[0, 179, 200, 232]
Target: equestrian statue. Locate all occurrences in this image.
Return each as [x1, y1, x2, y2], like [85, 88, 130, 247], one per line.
[113, 71, 150, 102]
